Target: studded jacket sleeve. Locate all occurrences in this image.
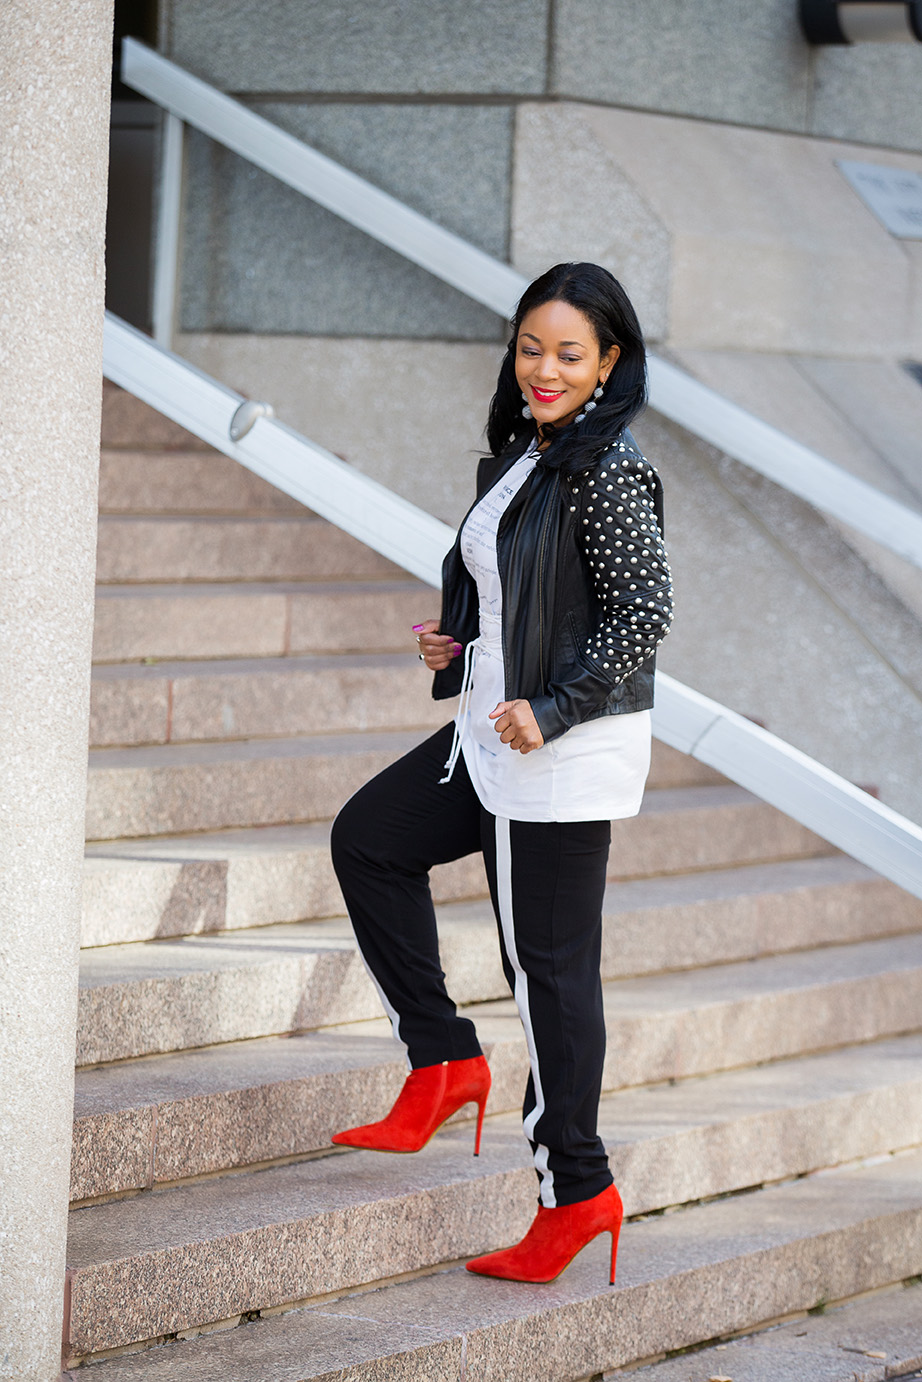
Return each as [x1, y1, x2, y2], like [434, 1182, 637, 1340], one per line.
[529, 443, 674, 744]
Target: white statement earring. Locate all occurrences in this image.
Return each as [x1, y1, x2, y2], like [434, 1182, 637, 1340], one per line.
[521, 391, 533, 420]
[575, 380, 605, 424]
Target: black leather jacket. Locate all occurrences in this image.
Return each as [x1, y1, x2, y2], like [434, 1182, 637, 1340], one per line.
[432, 428, 674, 744]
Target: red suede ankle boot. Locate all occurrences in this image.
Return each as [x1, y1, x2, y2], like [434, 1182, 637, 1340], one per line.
[465, 1182, 623, 1284]
[331, 1054, 491, 1154]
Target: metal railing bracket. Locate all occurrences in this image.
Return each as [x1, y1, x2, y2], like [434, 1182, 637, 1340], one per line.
[230, 399, 275, 442]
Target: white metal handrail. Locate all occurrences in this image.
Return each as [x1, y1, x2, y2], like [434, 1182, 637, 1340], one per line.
[123, 37, 922, 572]
[102, 313, 922, 900]
[102, 315, 453, 585]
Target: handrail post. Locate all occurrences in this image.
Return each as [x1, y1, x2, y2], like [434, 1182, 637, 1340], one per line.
[152, 110, 184, 349]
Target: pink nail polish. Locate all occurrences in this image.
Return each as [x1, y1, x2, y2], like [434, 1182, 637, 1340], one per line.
[412, 624, 425, 632]
[451, 643, 463, 655]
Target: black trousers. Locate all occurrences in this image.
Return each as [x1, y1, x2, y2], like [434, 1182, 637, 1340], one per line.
[330, 722, 613, 1207]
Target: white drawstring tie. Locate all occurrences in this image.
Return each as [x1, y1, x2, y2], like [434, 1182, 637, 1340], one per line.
[439, 638, 478, 785]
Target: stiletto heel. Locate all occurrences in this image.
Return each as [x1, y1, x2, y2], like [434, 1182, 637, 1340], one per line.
[466, 1182, 623, 1285]
[473, 1085, 490, 1156]
[331, 1054, 491, 1155]
[610, 1218, 621, 1286]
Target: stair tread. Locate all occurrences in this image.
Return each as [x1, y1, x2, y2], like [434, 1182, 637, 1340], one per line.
[602, 851, 869, 906]
[86, 731, 727, 842]
[68, 1034, 922, 1258]
[84, 818, 336, 860]
[79, 806, 859, 973]
[94, 578, 429, 597]
[87, 728, 429, 769]
[73, 1026, 399, 1118]
[71, 1029, 922, 1200]
[63, 1147, 922, 1373]
[595, 928, 922, 1012]
[76, 856, 889, 986]
[634, 1281, 922, 1381]
[87, 727, 733, 771]
[79, 919, 355, 985]
[73, 919, 922, 1079]
[98, 446, 306, 516]
[91, 578, 437, 666]
[90, 651, 423, 681]
[95, 516, 402, 584]
[98, 513, 326, 528]
[71, 1013, 922, 1118]
[88, 652, 447, 747]
[79, 782, 794, 850]
[76, 801, 832, 875]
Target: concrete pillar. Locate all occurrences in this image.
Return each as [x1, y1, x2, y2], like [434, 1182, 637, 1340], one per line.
[0, 2, 113, 1378]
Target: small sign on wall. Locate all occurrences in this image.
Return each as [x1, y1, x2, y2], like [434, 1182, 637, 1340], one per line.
[837, 160, 922, 238]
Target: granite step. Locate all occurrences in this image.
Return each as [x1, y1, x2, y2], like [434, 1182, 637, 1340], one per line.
[75, 911, 922, 1068]
[99, 448, 306, 515]
[101, 380, 210, 451]
[95, 514, 402, 584]
[73, 379, 922, 1379]
[88, 652, 448, 748]
[85, 732, 723, 840]
[85, 729, 426, 840]
[92, 579, 433, 662]
[622, 1280, 922, 1380]
[62, 1146, 922, 1372]
[70, 1021, 922, 1203]
[81, 785, 832, 947]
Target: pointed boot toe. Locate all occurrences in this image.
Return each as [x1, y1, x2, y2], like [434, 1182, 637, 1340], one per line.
[331, 1055, 491, 1155]
[466, 1183, 623, 1284]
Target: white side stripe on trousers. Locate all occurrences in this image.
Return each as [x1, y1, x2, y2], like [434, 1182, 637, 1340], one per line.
[494, 815, 556, 1208]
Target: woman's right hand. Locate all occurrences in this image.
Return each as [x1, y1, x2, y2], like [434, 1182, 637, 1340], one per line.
[413, 620, 462, 671]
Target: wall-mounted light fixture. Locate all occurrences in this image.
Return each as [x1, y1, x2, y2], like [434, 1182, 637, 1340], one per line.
[800, 0, 922, 42]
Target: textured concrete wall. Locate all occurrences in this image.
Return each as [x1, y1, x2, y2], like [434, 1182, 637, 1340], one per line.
[0, 3, 112, 1378]
[552, 0, 811, 133]
[812, 44, 922, 149]
[164, 0, 922, 149]
[180, 103, 512, 338]
[159, 0, 922, 338]
[512, 105, 922, 356]
[550, 0, 922, 152]
[165, 0, 550, 94]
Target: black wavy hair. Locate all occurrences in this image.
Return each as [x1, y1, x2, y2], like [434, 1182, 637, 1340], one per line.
[485, 262, 647, 473]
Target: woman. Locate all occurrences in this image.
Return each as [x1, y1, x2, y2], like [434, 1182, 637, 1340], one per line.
[330, 262, 673, 1286]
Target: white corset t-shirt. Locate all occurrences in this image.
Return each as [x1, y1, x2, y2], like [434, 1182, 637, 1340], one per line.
[450, 441, 652, 823]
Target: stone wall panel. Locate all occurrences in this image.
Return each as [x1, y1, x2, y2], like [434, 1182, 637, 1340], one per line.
[180, 102, 512, 337]
[167, 0, 549, 95]
[551, 0, 809, 133]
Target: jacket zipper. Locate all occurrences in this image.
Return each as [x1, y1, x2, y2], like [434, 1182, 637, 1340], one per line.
[535, 472, 560, 693]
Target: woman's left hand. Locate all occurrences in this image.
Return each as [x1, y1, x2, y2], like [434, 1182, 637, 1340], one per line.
[489, 700, 545, 754]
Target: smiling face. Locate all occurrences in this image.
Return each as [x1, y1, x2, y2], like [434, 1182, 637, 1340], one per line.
[514, 299, 620, 434]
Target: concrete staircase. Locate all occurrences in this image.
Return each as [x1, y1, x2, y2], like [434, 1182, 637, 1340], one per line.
[67, 384, 922, 1379]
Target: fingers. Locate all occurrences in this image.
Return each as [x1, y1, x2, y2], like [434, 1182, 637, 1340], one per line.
[489, 700, 544, 753]
[423, 649, 455, 670]
[421, 634, 461, 670]
[413, 621, 462, 671]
